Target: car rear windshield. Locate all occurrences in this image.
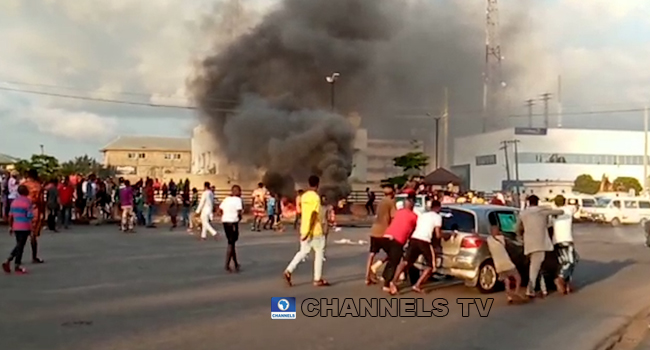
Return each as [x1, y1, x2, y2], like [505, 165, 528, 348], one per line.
[581, 199, 596, 207]
[440, 208, 476, 233]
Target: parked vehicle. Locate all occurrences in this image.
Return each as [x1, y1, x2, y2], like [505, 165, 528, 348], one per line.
[565, 194, 598, 221]
[395, 194, 427, 216]
[589, 197, 650, 226]
[416, 204, 558, 293]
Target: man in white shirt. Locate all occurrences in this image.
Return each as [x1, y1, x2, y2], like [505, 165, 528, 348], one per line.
[552, 195, 578, 294]
[196, 181, 218, 240]
[5, 172, 18, 219]
[219, 185, 243, 272]
[390, 199, 442, 294]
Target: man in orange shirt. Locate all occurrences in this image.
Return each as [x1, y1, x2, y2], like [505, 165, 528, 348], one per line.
[22, 169, 45, 264]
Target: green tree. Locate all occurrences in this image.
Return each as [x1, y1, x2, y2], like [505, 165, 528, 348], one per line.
[612, 176, 642, 194]
[60, 155, 116, 178]
[13, 154, 61, 181]
[392, 151, 429, 173]
[573, 174, 600, 195]
[382, 151, 430, 187]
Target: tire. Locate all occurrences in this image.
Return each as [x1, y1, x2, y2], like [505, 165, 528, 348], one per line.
[476, 260, 499, 294]
[640, 218, 647, 227]
[611, 217, 621, 227]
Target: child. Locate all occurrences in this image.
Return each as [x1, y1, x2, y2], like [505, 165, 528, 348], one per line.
[263, 194, 276, 230]
[2, 185, 33, 274]
[167, 189, 179, 230]
[486, 214, 523, 303]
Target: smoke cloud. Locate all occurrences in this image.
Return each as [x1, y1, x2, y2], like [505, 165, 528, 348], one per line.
[189, 0, 531, 198]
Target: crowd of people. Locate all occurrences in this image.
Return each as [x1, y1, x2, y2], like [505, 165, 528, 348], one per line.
[2, 169, 579, 301]
[284, 176, 579, 303]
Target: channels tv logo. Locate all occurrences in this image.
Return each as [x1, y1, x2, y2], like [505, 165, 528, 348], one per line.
[271, 297, 296, 319]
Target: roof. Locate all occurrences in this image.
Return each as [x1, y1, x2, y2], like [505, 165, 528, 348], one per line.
[101, 136, 191, 152]
[0, 153, 19, 164]
[444, 204, 519, 213]
[423, 168, 462, 186]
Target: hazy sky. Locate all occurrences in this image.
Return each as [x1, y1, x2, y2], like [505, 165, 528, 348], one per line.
[0, 0, 649, 160]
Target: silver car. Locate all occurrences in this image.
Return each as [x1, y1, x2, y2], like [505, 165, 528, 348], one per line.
[425, 205, 523, 293]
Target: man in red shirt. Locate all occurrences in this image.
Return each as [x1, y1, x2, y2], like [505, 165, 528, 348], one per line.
[58, 176, 75, 229]
[381, 195, 418, 294]
[145, 179, 156, 228]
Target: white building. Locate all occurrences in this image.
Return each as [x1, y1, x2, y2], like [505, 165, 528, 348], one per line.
[453, 127, 649, 192]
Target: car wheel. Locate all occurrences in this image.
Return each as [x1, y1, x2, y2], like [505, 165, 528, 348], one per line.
[640, 218, 647, 227]
[611, 217, 621, 227]
[476, 260, 499, 294]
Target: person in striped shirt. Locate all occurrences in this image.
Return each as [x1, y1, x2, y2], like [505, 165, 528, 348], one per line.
[2, 185, 33, 274]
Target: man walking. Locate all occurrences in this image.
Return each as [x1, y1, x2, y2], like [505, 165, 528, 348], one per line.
[46, 178, 60, 232]
[58, 176, 74, 229]
[283, 175, 329, 287]
[515, 195, 563, 298]
[22, 169, 45, 264]
[3, 185, 33, 274]
[197, 182, 218, 240]
[365, 187, 376, 216]
[144, 178, 156, 228]
[5, 171, 18, 220]
[552, 195, 579, 294]
[120, 180, 135, 233]
[366, 184, 396, 285]
[251, 182, 267, 232]
[219, 185, 244, 272]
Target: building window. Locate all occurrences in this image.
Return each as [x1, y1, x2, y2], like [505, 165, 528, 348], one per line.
[174, 154, 182, 160]
[164, 153, 172, 160]
[127, 153, 136, 159]
[138, 153, 146, 159]
[519, 152, 648, 165]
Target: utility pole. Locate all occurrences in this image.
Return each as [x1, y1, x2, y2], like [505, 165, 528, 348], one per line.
[540, 93, 552, 129]
[39, 144, 44, 155]
[483, 0, 503, 133]
[643, 107, 648, 192]
[434, 117, 440, 169]
[525, 99, 535, 128]
[441, 87, 449, 169]
[557, 75, 563, 128]
[500, 141, 511, 187]
[508, 140, 521, 195]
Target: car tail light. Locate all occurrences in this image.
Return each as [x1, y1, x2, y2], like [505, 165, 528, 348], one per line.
[461, 235, 484, 249]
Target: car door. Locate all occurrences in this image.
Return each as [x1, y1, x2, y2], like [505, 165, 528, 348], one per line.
[438, 208, 477, 268]
[488, 210, 525, 268]
[623, 200, 640, 224]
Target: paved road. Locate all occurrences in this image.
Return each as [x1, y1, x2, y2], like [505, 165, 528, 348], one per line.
[0, 223, 649, 350]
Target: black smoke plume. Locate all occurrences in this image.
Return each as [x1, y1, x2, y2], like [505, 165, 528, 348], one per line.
[190, 0, 530, 199]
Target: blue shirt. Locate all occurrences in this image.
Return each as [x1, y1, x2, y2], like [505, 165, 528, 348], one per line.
[267, 197, 276, 215]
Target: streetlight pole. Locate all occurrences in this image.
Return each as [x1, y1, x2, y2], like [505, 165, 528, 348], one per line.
[39, 144, 44, 155]
[434, 117, 440, 169]
[325, 72, 340, 112]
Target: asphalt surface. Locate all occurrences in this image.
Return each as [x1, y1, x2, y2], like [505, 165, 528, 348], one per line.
[1, 223, 649, 350]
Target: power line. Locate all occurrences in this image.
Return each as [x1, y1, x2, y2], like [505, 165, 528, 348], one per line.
[0, 86, 238, 113]
[2, 84, 649, 121]
[0, 80, 240, 104]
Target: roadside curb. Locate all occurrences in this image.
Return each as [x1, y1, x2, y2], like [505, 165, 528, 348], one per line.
[594, 306, 650, 350]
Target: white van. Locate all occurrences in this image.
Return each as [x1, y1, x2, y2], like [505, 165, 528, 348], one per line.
[589, 197, 650, 226]
[395, 194, 428, 215]
[565, 194, 598, 221]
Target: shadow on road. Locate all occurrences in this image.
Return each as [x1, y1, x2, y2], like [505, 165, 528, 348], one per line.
[575, 258, 636, 288]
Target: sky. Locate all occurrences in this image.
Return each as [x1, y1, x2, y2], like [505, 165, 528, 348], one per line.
[1, 0, 650, 161]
